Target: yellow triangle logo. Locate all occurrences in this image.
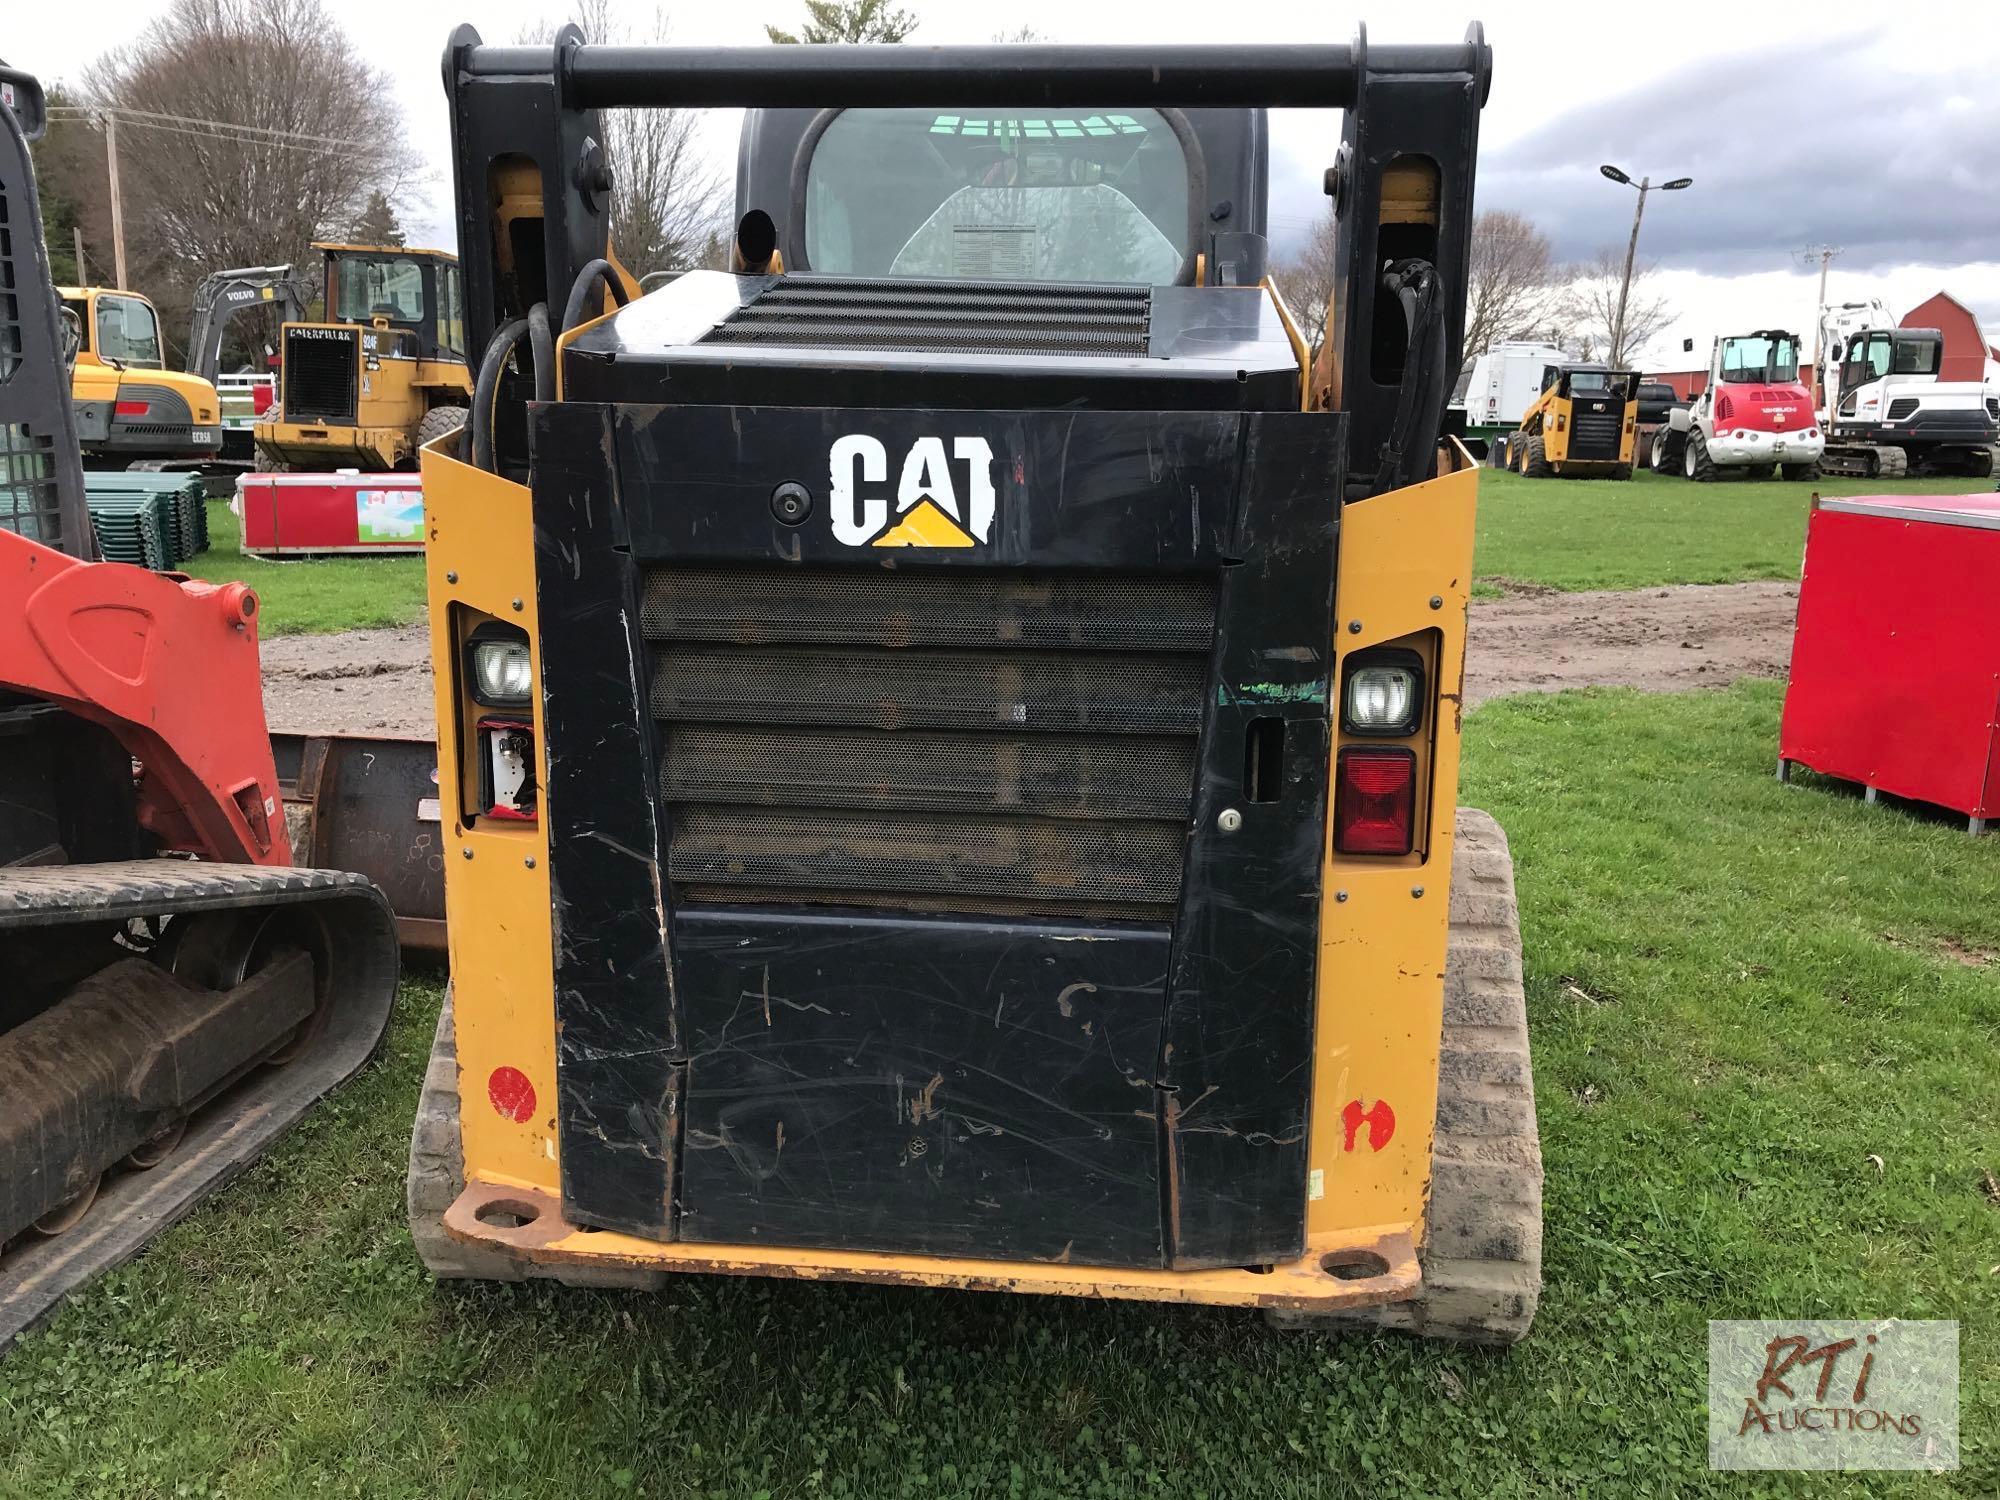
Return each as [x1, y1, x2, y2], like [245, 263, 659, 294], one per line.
[871, 499, 976, 548]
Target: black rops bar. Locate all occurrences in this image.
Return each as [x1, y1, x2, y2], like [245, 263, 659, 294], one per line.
[442, 22, 1491, 490]
[453, 40, 1492, 111]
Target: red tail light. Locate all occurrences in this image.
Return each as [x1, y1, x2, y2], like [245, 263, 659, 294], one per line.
[1716, 392, 1734, 422]
[114, 400, 152, 418]
[1335, 747, 1416, 855]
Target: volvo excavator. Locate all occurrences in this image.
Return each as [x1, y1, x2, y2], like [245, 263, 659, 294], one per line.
[0, 66, 400, 1350]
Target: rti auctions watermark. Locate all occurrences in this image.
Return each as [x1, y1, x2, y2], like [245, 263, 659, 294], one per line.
[1709, 1320, 1958, 1471]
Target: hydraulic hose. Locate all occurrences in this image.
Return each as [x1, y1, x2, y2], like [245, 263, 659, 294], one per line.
[561, 258, 632, 335]
[467, 303, 553, 475]
[1373, 258, 1450, 495]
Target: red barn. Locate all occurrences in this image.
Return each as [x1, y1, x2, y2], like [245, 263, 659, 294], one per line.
[1899, 292, 1996, 382]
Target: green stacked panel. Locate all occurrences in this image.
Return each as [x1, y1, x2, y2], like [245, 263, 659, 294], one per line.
[83, 473, 211, 570]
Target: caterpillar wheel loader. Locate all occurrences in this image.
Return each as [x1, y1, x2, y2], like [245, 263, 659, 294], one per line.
[0, 67, 401, 1351]
[1507, 362, 1640, 479]
[252, 242, 474, 472]
[407, 25, 1541, 1344]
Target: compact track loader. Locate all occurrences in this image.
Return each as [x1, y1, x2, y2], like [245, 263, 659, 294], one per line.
[1509, 362, 1640, 479]
[409, 26, 1540, 1343]
[0, 68, 400, 1350]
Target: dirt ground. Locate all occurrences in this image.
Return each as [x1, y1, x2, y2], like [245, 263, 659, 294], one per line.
[258, 580, 1800, 735]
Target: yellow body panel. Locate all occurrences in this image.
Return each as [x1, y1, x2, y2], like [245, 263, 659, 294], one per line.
[419, 440, 562, 1195]
[1309, 452, 1477, 1240]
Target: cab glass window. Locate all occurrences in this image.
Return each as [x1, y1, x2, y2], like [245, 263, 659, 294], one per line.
[1720, 333, 1800, 384]
[61, 297, 91, 351]
[438, 264, 466, 358]
[1891, 337, 1939, 376]
[333, 256, 427, 324]
[806, 108, 1189, 285]
[95, 294, 162, 367]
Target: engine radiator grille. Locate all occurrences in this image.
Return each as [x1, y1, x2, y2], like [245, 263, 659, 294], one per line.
[642, 565, 1214, 920]
[697, 276, 1151, 357]
[1569, 408, 1624, 459]
[281, 328, 358, 425]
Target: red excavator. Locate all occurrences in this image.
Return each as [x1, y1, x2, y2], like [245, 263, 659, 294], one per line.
[0, 64, 400, 1349]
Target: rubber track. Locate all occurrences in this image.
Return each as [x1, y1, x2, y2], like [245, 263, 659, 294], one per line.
[1285, 808, 1543, 1343]
[0, 861, 398, 1350]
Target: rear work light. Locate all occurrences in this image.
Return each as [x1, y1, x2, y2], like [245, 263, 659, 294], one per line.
[1335, 747, 1416, 855]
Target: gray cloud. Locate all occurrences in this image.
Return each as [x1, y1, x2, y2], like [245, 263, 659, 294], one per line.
[1477, 33, 2000, 277]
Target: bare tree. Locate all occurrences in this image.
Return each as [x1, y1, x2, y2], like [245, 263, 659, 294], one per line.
[991, 25, 1046, 42]
[1465, 210, 1562, 356]
[78, 0, 418, 360]
[1271, 205, 1338, 360]
[1556, 247, 1674, 368]
[520, 3, 725, 277]
[767, 0, 918, 43]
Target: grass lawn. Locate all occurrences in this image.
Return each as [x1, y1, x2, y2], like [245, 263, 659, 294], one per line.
[1, 681, 1992, 1497]
[1473, 467, 1991, 595]
[183, 499, 428, 637]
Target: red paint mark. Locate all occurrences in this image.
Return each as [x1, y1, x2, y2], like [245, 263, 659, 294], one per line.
[488, 1066, 537, 1123]
[1340, 1098, 1396, 1152]
[1012, 455, 1026, 485]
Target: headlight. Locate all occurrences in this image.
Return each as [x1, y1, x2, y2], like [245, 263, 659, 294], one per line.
[470, 638, 533, 707]
[1342, 653, 1423, 736]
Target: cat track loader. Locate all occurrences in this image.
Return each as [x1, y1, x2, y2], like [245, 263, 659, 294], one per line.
[406, 26, 1541, 1344]
[1508, 362, 1640, 479]
[0, 67, 400, 1351]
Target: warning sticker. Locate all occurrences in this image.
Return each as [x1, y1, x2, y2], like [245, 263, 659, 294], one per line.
[952, 225, 1036, 280]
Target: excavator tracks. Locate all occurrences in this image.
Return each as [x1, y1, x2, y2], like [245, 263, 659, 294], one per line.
[0, 861, 398, 1349]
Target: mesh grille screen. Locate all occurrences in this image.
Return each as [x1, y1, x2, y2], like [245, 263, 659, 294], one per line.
[1568, 409, 1624, 458]
[698, 276, 1151, 358]
[646, 566, 1213, 920]
[282, 329, 357, 424]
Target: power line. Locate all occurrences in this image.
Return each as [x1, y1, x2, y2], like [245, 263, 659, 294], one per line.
[46, 103, 391, 158]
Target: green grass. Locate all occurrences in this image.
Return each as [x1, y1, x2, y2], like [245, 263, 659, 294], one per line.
[2, 682, 1993, 1497]
[182, 499, 428, 637]
[1473, 468, 1990, 595]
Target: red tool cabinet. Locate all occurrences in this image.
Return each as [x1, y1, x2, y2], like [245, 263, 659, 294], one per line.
[1779, 493, 2000, 832]
[235, 472, 426, 556]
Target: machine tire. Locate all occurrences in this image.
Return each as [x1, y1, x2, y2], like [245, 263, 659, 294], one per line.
[1780, 461, 1820, 482]
[1519, 435, 1551, 479]
[1270, 809, 1541, 1345]
[416, 405, 469, 460]
[1740, 464, 1775, 482]
[407, 987, 668, 1289]
[1683, 428, 1718, 482]
[1608, 463, 1633, 481]
[1650, 427, 1684, 474]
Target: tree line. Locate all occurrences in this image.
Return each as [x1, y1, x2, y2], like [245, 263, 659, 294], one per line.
[34, 0, 1670, 376]
[1274, 206, 1675, 371]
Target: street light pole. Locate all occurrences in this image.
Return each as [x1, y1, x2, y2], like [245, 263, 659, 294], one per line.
[1599, 164, 1692, 367]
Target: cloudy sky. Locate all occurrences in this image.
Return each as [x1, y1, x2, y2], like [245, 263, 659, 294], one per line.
[13, 0, 2000, 368]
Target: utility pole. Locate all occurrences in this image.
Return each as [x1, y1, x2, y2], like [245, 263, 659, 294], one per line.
[72, 227, 87, 285]
[1599, 164, 1692, 367]
[104, 109, 127, 290]
[1800, 243, 1841, 364]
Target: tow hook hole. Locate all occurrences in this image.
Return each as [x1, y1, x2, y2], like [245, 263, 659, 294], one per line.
[474, 1198, 542, 1230]
[1319, 1249, 1390, 1281]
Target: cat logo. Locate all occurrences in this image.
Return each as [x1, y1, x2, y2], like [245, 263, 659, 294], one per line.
[830, 434, 997, 548]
